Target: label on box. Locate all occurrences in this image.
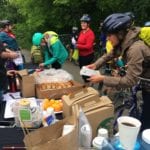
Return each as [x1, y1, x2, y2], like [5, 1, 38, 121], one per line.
[19, 109, 31, 121]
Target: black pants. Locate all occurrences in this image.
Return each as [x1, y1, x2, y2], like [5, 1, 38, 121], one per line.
[52, 61, 61, 69]
[140, 90, 150, 131]
[79, 53, 94, 82]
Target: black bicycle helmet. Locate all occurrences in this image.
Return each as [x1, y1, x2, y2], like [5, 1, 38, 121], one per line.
[0, 20, 12, 28]
[80, 14, 91, 22]
[144, 21, 150, 27]
[102, 13, 132, 34]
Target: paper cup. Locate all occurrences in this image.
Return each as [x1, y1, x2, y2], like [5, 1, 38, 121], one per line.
[117, 116, 141, 150]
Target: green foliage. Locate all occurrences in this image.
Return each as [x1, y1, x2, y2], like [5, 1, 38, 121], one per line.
[0, 0, 149, 49]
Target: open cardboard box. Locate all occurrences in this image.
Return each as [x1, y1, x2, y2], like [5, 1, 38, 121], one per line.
[17, 69, 35, 97]
[36, 81, 83, 99]
[62, 87, 100, 117]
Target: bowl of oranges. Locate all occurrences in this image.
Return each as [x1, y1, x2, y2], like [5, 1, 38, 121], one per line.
[42, 98, 63, 113]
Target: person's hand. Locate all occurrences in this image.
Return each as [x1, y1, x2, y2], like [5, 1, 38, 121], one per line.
[87, 74, 105, 83]
[9, 51, 19, 59]
[39, 63, 44, 68]
[86, 63, 97, 70]
[7, 70, 17, 76]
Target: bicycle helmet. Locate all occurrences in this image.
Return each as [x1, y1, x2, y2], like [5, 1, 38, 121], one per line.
[0, 20, 12, 28]
[80, 14, 91, 22]
[144, 21, 150, 27]
[32, 32, 44, 46]
[102, 13, 132, 34]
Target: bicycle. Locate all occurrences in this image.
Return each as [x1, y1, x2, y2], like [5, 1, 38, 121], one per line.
[113, 82, 143, 134]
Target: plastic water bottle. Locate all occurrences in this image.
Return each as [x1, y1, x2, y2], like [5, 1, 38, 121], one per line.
[98, 128, 109, 139]
[42, 108, 56, 126]
[92, 136, 115, 150]
[111, 135, 141, 150]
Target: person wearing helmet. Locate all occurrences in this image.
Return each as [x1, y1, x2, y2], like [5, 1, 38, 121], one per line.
[0, 20, 24, 70]
[39, 31, 68, 69]
[31, 32, 44, 65]
[0, 20, 19, 51]
[86, 13, 150, 131]
[68, 26, 79, 62]
[77, 14, 95, 83]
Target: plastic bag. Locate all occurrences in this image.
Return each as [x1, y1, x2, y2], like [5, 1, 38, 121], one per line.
[35, 69, 74, 84]
[72, 49, 79, 61]
[79, 107, 92, 148]
[13, 51, 23, 65]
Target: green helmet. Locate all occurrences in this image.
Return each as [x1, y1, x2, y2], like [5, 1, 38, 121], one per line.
[32, 32, 44, 46]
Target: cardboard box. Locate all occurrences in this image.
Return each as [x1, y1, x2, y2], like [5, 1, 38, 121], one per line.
[62, 87, 100, 117]
[17, 69, 35, 97]
[74, 96, 114, 138]
[36, 81, 84, 99]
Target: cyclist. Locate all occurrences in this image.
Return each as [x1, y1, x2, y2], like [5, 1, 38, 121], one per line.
[39, 31, 68, 69]
[86, 13, 150, 131]
[31, 32, 44, 66]
[0, 20, 19, 51]
[77, 14, 95, 83]
[71, 26, 78, 50]
[68, 26, 79, 62]
[0, 20, 24, 70]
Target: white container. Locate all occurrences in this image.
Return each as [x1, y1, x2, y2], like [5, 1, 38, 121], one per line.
[80, 66, 99, 76]
[142, 129, 150, 144]
[92, 136, 105, 149]
[98, 128, 108, 139]
[80, 124, 92, 148]
[42, 107, 56, 126]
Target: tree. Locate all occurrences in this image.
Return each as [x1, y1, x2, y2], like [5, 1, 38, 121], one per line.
[2, 0, 149, 49]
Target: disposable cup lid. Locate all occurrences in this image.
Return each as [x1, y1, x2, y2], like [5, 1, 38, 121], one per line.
[142, 129, 150, 144]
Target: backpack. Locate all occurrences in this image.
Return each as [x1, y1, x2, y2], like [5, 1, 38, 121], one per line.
[139, 27, 150, 47]
[31, 45, 43, 64]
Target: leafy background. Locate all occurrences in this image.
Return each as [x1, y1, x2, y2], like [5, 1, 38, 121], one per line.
[0, 0, 149, 49]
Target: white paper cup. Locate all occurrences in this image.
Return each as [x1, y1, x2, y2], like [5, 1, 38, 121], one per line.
[117, 116, 141, 150]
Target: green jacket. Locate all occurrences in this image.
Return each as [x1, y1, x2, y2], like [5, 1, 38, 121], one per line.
[43, 40, 68, 66]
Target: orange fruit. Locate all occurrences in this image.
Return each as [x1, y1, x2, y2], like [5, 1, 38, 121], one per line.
[51, 103, 62, 112]
[58, 102, 63, 108]
[42, 99, 50, 110]
[48, 99, 55, 106]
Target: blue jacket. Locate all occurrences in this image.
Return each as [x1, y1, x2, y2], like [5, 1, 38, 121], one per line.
[0, 31, 19, 51]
